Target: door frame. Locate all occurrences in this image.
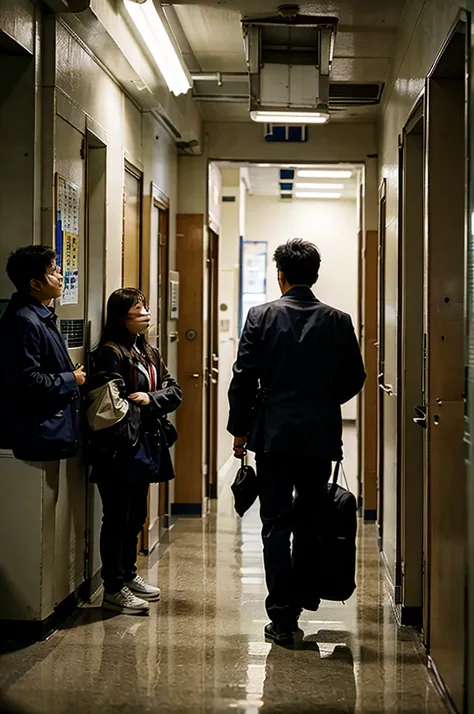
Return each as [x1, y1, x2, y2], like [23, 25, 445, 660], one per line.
[83, 127, 108, 595]
[397, 96, 425, 627]
[206, 229, 220, 499]
[376, 178, 387, 548]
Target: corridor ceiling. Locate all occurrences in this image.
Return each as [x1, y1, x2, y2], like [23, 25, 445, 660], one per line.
[171, 0, 407, 122]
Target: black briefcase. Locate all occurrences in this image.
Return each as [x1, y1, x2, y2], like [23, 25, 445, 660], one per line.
[231, 456, 258, 517]
[312, 462, 358, 602]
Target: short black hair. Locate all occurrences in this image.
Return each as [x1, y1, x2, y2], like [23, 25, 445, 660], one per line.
[6, 245, 57, 294]
[274, 239, 321, 287]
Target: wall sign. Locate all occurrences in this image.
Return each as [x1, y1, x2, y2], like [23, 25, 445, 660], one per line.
[55, 175, 80, 306]
[60, 319, 84, 349]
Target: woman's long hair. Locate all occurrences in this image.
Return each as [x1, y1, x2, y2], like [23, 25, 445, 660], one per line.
[100, 288, 153, 361]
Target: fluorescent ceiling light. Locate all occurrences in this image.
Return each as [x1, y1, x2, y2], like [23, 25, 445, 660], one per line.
[295, 192, 341, 199]
[297, 170, 352, 179]
[124, 0, 192, 97]
[257, 164, 272, 168]
[250, 110, 329, 125]
[295, 183, 344, 190]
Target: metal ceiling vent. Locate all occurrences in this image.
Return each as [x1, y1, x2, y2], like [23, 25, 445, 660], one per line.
[242, 5, 338, 125]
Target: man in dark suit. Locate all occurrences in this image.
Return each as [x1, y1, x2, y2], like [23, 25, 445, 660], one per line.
[0, 246, 86, 461]
[228, 239, 365, 645]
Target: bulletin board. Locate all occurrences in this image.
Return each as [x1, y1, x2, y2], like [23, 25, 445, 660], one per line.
[55, 175, 80, 306]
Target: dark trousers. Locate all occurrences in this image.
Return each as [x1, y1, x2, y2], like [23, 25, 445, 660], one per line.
[97, 477, 149, 594]
[256, 453, 332, 627]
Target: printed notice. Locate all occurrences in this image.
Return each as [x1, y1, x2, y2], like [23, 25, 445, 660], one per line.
[55, 175, 80, 306]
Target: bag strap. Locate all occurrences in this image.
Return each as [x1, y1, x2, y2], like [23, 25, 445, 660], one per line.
[329, 461, 350, 492]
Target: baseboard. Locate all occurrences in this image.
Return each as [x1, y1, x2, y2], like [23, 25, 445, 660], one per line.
[427, 655, 459, 714]
[0, 571, 100, 644]
[363, 508, 377, 522]
[171, 502, 202, 516]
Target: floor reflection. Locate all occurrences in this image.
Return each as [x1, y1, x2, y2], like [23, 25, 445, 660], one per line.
[0, 472, 447, 713]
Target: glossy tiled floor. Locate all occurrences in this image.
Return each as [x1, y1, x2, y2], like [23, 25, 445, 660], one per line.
[0, 475, 447, 714]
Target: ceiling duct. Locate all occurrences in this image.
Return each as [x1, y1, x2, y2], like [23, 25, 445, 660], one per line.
[42, 0, 90, 11]
[242, 6, 338, 124]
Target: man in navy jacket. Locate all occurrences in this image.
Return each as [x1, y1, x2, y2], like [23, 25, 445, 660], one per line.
[0, 246, 86, 461]
[228, 239, 366, 645]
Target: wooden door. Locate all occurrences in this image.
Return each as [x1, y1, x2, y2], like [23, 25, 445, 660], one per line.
[158, 207, 170, 529]
[376, 180, 387, 548]
[424, 27, 467, 710]
[175, 215, 205, 515]
[361, 227, 378, 522]
[207, 230, 220, 498]
[122, 166, 142, 288]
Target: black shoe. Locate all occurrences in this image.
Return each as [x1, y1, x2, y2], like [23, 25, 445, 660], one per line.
[264, 622, 294, 646]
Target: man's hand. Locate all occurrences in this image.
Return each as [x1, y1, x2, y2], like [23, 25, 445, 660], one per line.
[73, 365, 87, 386]
[129, 392, 151, 406]
[233, 436, 247, 459]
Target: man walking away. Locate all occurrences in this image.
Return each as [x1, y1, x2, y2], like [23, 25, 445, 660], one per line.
[0, 246, 85, 461]
[228, 239, 366, 645]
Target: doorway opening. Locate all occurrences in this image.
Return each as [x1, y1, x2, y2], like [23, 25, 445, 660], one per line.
[213, 161, 365, 499]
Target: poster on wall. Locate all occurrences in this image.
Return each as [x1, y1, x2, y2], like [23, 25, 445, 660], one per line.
[55, 175, 80, 306]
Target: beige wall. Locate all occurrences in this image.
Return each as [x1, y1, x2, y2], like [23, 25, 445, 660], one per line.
[0, 2, 185, 621]
[245, 195, 359, 421]
[207, 121, 377, 163]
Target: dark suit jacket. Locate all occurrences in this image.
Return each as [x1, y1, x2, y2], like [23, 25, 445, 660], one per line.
[0, 293, 81, 461]
[227, 286, 366, 460]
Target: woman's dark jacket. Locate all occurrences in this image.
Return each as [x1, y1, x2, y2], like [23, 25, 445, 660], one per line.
[89, 343, 182, 483]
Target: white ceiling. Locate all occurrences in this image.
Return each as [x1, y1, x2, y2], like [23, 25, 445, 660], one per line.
[173, 0, 407, 123]
[217, 162, 361, 199]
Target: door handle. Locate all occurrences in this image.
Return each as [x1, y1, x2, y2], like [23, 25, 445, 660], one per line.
[413, 405, 427, 429]
[191, 373, 200, 379]
[379, 383, 394, 396]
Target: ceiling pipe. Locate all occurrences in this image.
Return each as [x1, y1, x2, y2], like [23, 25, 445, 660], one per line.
[191, 72, 249, 85]
[192, 94, 249, 103]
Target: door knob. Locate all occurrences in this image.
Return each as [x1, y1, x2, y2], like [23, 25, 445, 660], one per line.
[191, 373, 200, 379]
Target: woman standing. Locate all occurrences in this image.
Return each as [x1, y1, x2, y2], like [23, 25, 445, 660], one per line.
[89, 288, 182, 615]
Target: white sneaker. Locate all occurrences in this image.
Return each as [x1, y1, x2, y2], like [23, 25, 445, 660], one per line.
[102, 586, 150, 615]
[125, 575, 161, 602]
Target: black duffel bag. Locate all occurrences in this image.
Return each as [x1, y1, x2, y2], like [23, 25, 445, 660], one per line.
[293, 462, 357, 604]
[314, 462, 357, 601]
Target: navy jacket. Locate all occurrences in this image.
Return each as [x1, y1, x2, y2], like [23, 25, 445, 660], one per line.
[0, 293, 81, 461]
[89, 344, 182, 483]
[227, 286, 366, 460]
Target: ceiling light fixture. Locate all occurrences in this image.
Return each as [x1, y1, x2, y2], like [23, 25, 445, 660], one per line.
[124, 0, 192, 97]
[295, 191, 341, 199]
[250, 110, 330, 125]
[295, 182, 344, 190]
[297, 169, 352, 179]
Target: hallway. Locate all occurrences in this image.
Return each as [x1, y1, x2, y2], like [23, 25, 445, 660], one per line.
[0, 479, 446, 714]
